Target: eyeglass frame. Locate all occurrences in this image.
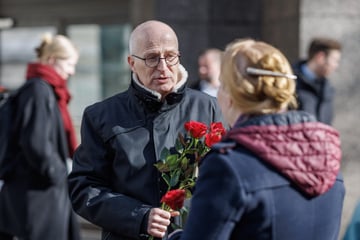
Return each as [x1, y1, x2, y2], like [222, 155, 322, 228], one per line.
[131, 53, 181, 68]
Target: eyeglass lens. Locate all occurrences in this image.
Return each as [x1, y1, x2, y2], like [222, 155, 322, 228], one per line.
[145, 55, 179, 67]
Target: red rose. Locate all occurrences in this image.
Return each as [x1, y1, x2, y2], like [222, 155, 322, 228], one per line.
[161, 189, 186, 210]
[205, 132, 223, 147]
[184, 121, 208, 139]
[210, 122, 226, 136]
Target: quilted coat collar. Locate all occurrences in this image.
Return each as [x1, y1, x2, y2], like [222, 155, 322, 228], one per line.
[225, 111, 342, 197]
[130, 64, 188, 112]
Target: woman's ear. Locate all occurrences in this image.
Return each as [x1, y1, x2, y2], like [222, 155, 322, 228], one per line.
[45, 56, 54, 65]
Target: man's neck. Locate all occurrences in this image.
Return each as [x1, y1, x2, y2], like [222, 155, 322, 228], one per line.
[303, 62, 318, 81]
[305, 60, 322, 79]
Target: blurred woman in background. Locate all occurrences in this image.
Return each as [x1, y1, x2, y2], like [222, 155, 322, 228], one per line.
[0, 34, 80, 240]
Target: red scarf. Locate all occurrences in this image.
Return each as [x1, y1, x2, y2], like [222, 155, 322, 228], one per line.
[26, 63, 78, 157]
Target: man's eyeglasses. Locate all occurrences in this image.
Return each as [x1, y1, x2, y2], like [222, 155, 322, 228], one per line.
[131, 54, 180, 68]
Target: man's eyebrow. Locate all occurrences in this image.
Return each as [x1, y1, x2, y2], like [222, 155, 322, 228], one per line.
[144, 51, 178, 56]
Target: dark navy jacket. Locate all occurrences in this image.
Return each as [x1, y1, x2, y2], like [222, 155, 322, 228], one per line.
[68, 70, 224, 240]
[169, 111, 345, 240]
[293, 61, 335, 125]
[0, 79, 75, 239]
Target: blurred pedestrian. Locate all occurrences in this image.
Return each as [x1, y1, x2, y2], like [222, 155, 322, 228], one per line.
[292, 37, 342, 125]
[0, 85, 8, 101]
[0, 85, 6, 93]
[192, 48, 222, 97]
[0, 33, 80, 240]
[168, 38, 345, 240]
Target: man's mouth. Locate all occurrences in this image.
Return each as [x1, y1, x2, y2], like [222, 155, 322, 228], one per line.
[155, 77, 169, 83]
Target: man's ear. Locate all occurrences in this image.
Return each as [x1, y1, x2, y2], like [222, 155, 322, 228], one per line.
[127, 55, 135, 72]
[314, 51, 326, 64]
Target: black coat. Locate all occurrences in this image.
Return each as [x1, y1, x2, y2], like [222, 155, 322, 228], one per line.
[293, 61, 335, 125]
[68, 79, 224, 240]
[0, 78, 79, 240]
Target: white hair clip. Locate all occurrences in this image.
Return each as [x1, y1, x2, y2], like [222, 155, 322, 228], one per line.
[246, 67, 297, 80]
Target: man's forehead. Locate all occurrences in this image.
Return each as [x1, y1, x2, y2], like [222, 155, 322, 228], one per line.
[138, 34, 178, 53]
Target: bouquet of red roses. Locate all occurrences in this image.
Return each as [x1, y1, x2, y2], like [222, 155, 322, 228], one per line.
[154, 121, 226, 227]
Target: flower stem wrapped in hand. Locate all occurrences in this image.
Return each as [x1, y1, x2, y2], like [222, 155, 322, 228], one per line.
[150, 121, 225, 239]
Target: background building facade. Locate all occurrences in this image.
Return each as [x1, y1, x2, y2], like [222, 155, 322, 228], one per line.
[1, 0, 359, 238]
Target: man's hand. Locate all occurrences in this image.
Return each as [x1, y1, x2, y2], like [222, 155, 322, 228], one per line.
[147, 208, 180, 238]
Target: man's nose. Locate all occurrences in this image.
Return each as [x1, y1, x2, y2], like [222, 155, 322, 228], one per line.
[156, 58, 167, 70]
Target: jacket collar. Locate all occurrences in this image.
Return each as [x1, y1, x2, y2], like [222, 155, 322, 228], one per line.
[293, 60, 328, 89]
[225, 111, 341, 197]
[130, 64, 188, 112]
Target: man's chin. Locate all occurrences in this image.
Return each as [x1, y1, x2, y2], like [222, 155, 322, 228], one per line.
[157, 85, 174, 96]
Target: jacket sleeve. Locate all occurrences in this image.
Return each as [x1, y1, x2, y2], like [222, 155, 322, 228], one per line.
[169, 151, 246, 240]
[68, 109, 151, 239]
[19, 81, 67, 185]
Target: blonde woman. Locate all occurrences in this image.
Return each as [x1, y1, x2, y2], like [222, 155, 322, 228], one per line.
[0, 34, 80, 240]
[169, 38, 344, 240]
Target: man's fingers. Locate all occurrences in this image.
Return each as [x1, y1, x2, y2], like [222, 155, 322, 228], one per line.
[170, 210, 180, 217]
[147, 208, 173, 237]
[149, 222, 168, 232]
[151, 215, 171, 227]
[148, 220, 168, 238]
[148, 228, 166, 238]
[151, 208, 171, 218]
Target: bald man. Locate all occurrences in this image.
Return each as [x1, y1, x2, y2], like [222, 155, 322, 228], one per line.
[68, 20, 223, 240]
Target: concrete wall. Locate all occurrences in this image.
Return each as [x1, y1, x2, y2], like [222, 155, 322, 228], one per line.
[155, 0, 262, 86]
[262, 0, 300, 63]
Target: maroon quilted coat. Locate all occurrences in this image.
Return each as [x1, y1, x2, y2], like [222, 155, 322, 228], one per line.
[226, 111, 341, 196]
[169, 110, 344, 240]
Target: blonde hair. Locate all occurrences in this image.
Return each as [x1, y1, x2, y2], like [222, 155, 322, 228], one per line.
[35, 33, 78, 62]
[220, 38, 297, 114]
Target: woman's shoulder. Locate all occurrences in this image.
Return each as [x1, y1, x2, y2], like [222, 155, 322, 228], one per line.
[202, 141, 290, 190]
[24, 78, 52, 94]
[200, 141, 240, 173]
[18, 79, 53, 101]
